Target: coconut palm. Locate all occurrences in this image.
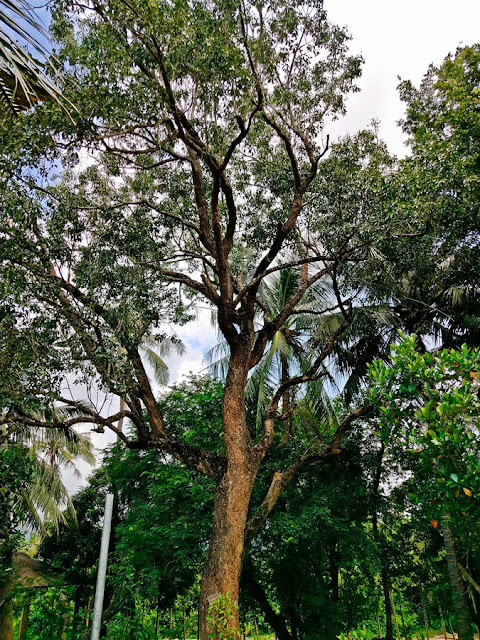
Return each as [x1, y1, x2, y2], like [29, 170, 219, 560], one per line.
[2, 403, 95, 532]
[0, 407, 95, 640]
[206, 266, 340, 439]
[206, 265, 407, 444]
[310, 301, 403, 404]
[27, 426, 95, 531]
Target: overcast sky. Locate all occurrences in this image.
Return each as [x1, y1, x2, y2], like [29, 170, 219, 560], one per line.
[325, 0, 480, 157]
[67, 0, 480, 491]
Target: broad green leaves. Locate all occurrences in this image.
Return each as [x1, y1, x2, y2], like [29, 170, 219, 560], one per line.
[368, 335, 480, 524]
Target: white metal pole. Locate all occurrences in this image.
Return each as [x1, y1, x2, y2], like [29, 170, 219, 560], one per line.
[90, 493, 114, 640]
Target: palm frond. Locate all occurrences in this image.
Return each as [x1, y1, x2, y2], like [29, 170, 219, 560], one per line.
[32, 427, 95, 468]
[27, 456, 76, 532]
[142, 333, 186, 357]
[140, 345, 169, 385]
[246, 348, 278, 432]
[139, 333, 185, 385]
[271, 329, 292, 359]
[443, 285, 472, 308]
[0, 0, 69, 113]
[4, 407, 95, 535]
[203, 339, 231, 380]
[304, 378, 339, 430]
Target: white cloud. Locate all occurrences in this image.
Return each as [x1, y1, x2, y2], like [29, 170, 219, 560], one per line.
[164, 310, 219, 384]
[325, 0, 480, 156]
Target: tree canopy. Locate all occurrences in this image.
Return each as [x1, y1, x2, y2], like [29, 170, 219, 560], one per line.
[2, 0, 480, 636]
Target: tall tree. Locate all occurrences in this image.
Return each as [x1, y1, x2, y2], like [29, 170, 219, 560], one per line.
[388, 44, 480, 348]
[0, 1, 428, 635]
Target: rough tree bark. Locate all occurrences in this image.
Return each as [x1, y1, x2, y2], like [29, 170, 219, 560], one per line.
[199, 350, 259, 638]
[371, 443, 393, 640]
[199, 468, 257, 638]
[0, 547, 14, 640]
[442, 515, 473, 640]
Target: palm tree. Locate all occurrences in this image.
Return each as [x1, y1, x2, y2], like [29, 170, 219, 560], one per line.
[1, 403, 95, 529]
[26, 422, 95, 531]
[0, 409, 95, 640]
[206, 264, 408, 446]
[206, 266, 340, 439]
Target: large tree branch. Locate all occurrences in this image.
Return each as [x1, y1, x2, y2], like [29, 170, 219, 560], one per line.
[161, 269, 220, 305]
[186, 150, 215, 255]
[210, 174, 232, 304]
[3, 410, 135, 448]
[245, 403, 373, 542]
[141, 433, 227, 482]
[262, 111, 301, 189]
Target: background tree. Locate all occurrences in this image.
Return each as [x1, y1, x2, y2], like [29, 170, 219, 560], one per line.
[381, 44, 480, 350]
[368, 336, 480, 640]
[30, 376, 460, 640]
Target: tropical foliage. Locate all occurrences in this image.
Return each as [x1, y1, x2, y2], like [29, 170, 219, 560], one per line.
[0, 0, 66, 112]
[1, 0, 480, 637]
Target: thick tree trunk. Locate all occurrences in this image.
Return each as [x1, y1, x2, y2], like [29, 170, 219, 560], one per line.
[199, 351, 258, 640]
[442, 515, 473, 640]
[0, 589, 13, 640]
[199, 466, 256, 639]
[0, 546, 14, 640]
